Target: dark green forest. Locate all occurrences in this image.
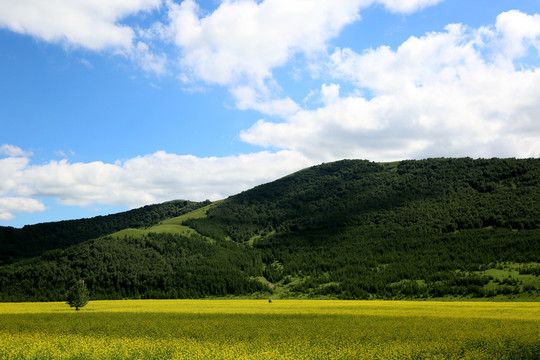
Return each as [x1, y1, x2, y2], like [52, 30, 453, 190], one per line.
[0, 200, 209, 265]
[0, 158, 538, 301]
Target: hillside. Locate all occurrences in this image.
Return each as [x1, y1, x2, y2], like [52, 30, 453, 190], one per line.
[0, 200, 209, 265]
[0, 158, 538, 301]
[186, 158, 539, 240]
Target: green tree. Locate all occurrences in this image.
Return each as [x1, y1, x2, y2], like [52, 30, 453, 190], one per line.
[66, 280, 89, 311]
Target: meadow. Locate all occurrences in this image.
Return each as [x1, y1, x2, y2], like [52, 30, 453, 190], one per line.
[110, 203, 217, 240]
[0, 300, 538, 360]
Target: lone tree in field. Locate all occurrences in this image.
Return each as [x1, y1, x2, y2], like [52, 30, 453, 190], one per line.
[66, 280, 89, 311]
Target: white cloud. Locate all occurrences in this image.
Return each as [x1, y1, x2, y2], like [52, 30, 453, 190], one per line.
[164, 0, 367, 114]
[167, 0, 363, 87]
[0, 0, 162, 51]
[0, 146, 312, 220]
[0, 0, 447, 104]
[0, 197, 46, 221]
[0, 155, 33, 196]
[0, 0, 167, 75]
[166, 0, 444, 87]
[0, 144, 32, 157]
[377, 0, 444, 13]
[490, 10, 540, 63]
[241, 91, 422, 161]
[320, 83, 341, 105]
[231, 86, 300, 117]
[134, 41, 168, 74]
[241, 11, 540, 162]
[166, 0, 439, 114]
[161, 0, 446, 114]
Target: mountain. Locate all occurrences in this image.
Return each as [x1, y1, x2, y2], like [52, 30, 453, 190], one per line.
[0, 158, 538, 301]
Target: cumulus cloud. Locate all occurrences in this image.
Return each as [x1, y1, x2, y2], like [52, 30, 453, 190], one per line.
[490, 10, 540, 63]
[0, 197, 46, 221]
[0, 0, 167, 74]
[164, 0, 365, 114]
[167, 0, 361, 86]
[241, 10, 540, 162]
[0, 0, 161, 50]
[0, 146, 312, 220]
[165, 0, 443, 114]
[0, 148, 46, 220]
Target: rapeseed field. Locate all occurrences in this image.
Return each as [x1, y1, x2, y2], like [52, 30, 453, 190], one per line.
[0, 300, 538, 359]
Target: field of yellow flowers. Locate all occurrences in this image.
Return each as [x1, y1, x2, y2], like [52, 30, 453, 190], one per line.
[0, 300, 538, 359]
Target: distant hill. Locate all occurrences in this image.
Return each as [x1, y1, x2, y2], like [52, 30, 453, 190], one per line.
[0, 200, 209, 265]
[0, 158, 538, 301]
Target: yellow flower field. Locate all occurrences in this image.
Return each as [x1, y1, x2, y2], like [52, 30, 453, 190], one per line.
[0, 300, 538, 359]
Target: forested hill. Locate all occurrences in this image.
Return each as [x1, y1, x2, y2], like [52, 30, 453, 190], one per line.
[0, 200, 209, 265]
[0, 157, 538, 301]
[186, 157, 539, 241]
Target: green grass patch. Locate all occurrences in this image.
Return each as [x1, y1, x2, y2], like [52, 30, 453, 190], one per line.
[379, 160, 400, 171]
[109, 202, 220, 240]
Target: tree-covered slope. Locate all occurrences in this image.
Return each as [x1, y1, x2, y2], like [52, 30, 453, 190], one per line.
[0, 158, 538, 301]
[0, 200, 209, 265]
[181, 157, 540, 299]
[186, 158, 538, 242]
[0, 232, 265, 301]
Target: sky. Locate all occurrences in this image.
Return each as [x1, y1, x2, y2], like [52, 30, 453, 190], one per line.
[1, 0, 539, 227]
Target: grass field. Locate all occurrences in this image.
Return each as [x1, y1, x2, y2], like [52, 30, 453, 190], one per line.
[110, 203, 217, 240]
[0, 300, 538, 359]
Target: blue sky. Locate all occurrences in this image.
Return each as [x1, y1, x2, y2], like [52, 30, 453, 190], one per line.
[1, 0, 539, 227]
